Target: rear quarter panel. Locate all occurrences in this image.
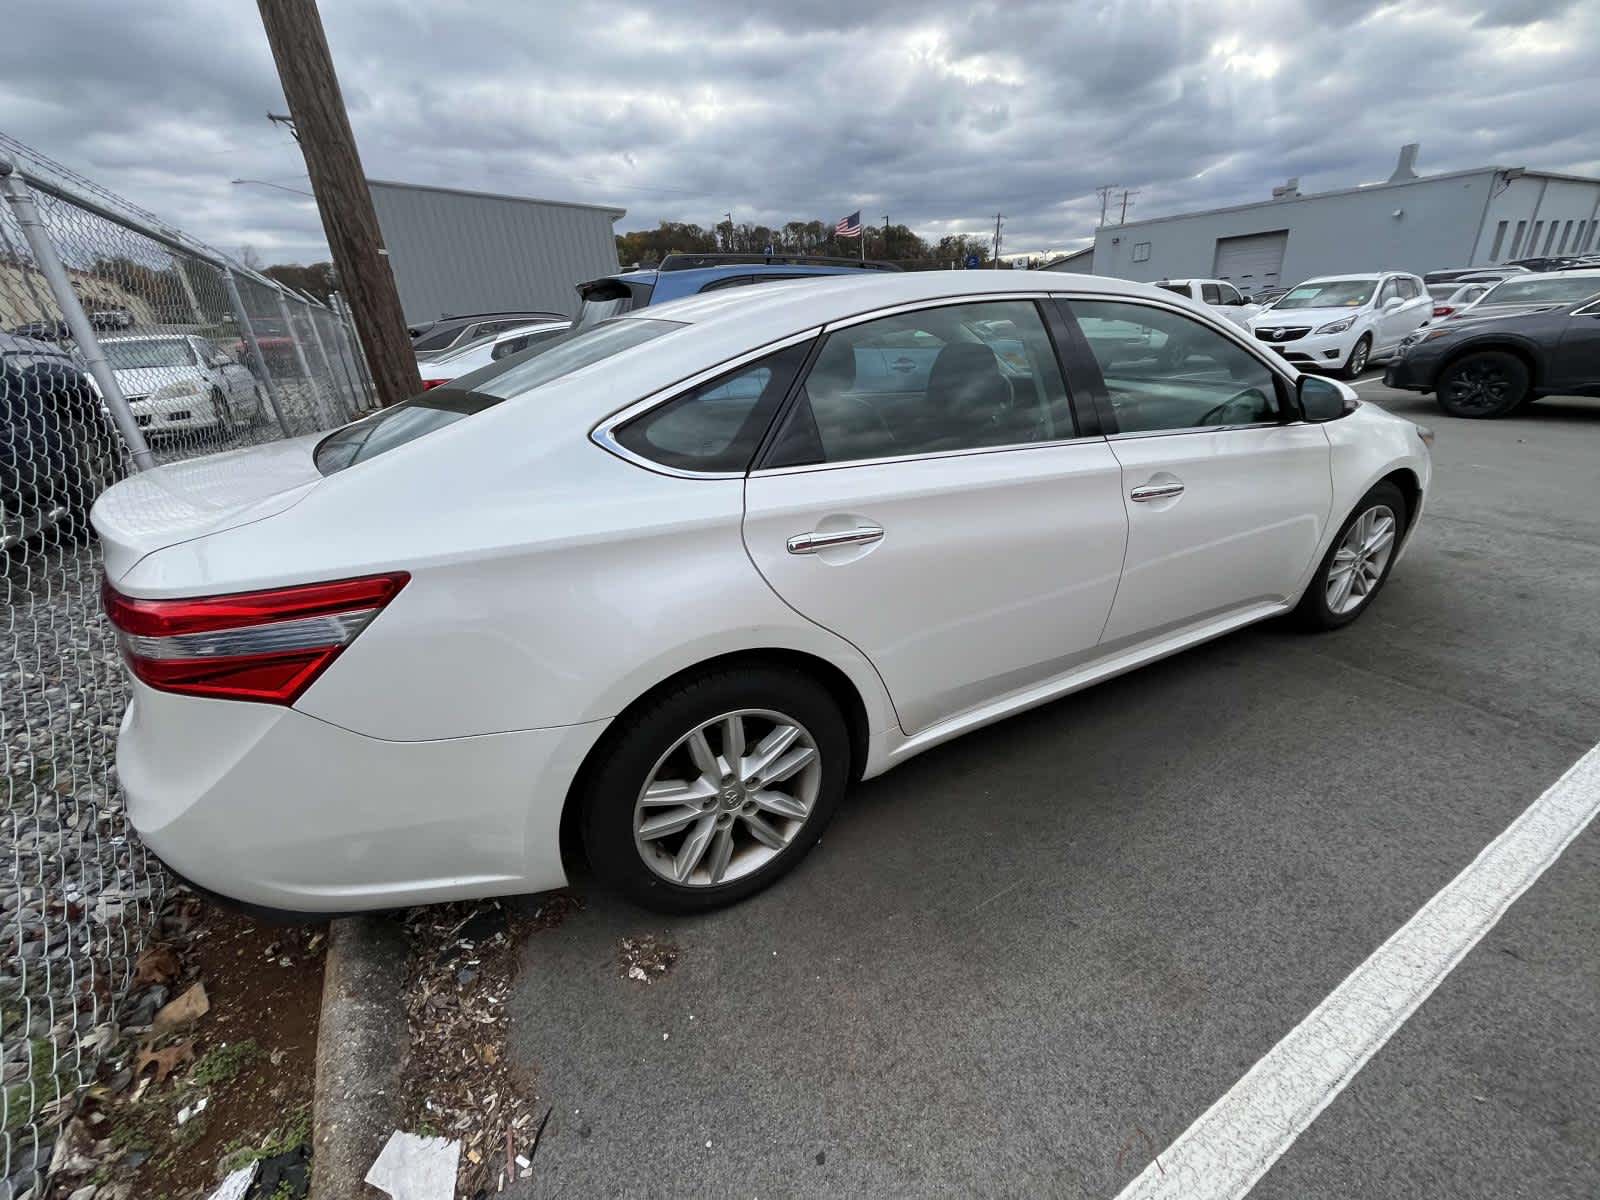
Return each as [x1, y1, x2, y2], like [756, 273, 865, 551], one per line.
[116, 401, 896, 742]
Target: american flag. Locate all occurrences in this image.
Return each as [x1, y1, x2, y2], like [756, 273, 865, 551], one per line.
[834, 211, 862, 238]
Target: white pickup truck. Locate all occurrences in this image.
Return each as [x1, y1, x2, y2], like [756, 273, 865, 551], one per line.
[1153, 278, 1261, 329]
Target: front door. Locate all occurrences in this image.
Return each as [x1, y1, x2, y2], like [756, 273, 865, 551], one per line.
[1061, 297, 1333, 644]
[1551, 304, 1600, 391]
[742, 298, 1128, 734]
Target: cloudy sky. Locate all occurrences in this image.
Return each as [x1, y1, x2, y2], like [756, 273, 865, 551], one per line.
[4, 0, 1598, 266]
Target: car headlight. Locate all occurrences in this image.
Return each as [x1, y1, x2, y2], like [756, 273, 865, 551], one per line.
[1314, 315, 1358, 335]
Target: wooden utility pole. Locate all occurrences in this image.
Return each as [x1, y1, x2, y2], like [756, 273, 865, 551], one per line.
[256, 0, 420, 406]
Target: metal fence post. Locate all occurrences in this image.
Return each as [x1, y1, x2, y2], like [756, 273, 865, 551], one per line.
[0, 156, 155, 470]
[321, 302, 365, 416]
[274, 286, 332, 425]
[296, 293, 350, 421]
[222, 267, 293, 437]
[334, 291, 379, 407]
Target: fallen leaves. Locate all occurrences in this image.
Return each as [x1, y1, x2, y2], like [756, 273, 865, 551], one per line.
[152, 981, 211, 1032]
[132, 943, 181, 988]
[134, 1038, 195, 1085]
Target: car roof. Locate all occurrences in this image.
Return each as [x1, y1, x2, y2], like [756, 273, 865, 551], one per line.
[618, 268, 1177, 334]
[0, 331, 75, 356]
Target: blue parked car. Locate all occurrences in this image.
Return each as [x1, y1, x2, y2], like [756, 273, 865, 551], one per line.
[574, 253, 898, 329]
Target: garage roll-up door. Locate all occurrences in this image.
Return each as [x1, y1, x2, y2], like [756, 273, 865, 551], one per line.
[1212, 231, 1288, 292]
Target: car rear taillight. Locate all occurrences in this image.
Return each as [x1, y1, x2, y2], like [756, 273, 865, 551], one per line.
[102, 572, 409, 704]
[421, 378, 448, 390]
[1433, 304, 1454, 317]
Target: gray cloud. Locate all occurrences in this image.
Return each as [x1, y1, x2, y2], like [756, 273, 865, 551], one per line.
[4, 0, 1598, 266]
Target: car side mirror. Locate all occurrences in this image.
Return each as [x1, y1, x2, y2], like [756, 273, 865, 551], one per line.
[1383, 295, 1405, 311]
[1298, 374, 1355, 422]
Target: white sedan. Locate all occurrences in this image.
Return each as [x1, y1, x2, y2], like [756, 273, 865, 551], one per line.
[101, 333, 264, 436]
[94, 272, 1431, 915]
[417, 319, 570, 389]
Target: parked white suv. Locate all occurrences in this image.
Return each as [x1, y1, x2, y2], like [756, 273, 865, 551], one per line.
[1153, 278, 1259, 329]
[1248, 273, 1431, 378]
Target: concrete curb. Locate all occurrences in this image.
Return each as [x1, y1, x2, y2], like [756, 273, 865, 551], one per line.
[311, 914, 409, 1200]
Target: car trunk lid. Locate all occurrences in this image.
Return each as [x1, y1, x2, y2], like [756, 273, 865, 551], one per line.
[91, 432, 326, 581]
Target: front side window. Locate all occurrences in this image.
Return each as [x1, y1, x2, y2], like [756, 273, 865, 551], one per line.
[612, 341, 811, 473]
[1272, 279, 1376, 309]
[1218, 283, 1244, 305]
[764, 300, 1074, 468]
[1378, 279, 1403, 305]
[1069, 299, 1280, 434]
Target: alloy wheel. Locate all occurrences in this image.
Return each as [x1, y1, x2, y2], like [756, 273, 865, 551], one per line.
[633, 709, 821, 888]
[1325, 504, 1397, 615]
[1348, 340, 1368, 374]
[1443, 360, 1513, 414]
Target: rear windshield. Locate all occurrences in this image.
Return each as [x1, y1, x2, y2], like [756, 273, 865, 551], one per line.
[1154, 283, 1190, 297]
[314, 318, 680, 474]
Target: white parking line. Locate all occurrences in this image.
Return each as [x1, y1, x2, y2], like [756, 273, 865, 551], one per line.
[1114, 742, 1600, 1200]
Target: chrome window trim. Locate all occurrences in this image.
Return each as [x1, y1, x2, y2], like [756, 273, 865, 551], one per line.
[1105, 420, 1289, 442]
[749, 432, 1110, 478]
[589, 328, 823, 481]
[820, 291, 1054, 333]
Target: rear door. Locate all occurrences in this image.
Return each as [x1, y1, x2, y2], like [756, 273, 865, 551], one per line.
[1058, 296, 1331, 645]
[742, 297, 1127, 734]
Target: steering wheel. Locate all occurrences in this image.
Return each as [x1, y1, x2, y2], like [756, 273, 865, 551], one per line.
[1197, 389, 1268, 426]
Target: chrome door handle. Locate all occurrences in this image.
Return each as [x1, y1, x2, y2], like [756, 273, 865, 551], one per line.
[1130, 482, 1185, 502]
[787, 525, 884, 555]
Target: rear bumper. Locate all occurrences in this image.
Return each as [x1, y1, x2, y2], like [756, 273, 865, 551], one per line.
[118, 680, 609, 912]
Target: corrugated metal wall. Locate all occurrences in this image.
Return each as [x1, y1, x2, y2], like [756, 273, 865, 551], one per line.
[369, 180, 624, 322]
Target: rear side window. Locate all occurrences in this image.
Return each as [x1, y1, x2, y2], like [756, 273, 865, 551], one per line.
[1200, 283, 1222, 304]
[612, 341, 811, 474]
[1154, 283, 1189, 297]
[411, 324, 464, 352]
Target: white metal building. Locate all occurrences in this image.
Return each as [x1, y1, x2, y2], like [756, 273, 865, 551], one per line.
[368, 180, 624, 323]
[1091, 146, 1600, 295]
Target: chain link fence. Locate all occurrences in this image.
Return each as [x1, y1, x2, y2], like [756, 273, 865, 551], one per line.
[0, 134, 374, 1198]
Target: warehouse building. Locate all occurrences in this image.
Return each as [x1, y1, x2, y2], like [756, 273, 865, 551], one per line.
[368, 180, 624, 323]
[1091, 145, 1600, 295]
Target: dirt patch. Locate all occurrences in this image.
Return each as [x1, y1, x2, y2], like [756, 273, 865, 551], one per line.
[397, 893, 578, 1198]
[617, 934, 679, 983]
[47, 892, 325, 1199]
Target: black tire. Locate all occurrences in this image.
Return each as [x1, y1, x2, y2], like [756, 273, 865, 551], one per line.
[1341, 335, 1372, 380]
[1293, 481, 1408, 631]
[210, 389, 236, 440]
[1434, 350, 1529, 418]
[580, 665, 850, 913]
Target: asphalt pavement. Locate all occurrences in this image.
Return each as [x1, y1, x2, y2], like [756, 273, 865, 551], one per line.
[505, 376, 1600, 1199]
